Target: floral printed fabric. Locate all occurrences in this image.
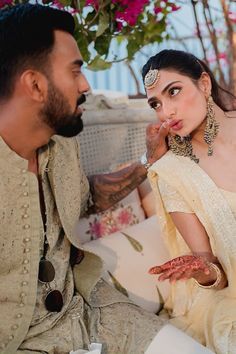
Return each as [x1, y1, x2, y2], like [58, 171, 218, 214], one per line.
[87, 202, 141, 239]
[76, 189, 146, 244]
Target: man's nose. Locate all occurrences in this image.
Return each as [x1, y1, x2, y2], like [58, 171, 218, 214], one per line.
[78, 73, 90, 94]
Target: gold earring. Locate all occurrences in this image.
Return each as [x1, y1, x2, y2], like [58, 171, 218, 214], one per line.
[168, 96, 219, 163]
[204, 96, 219, 156]
[168, 135, 199, 164]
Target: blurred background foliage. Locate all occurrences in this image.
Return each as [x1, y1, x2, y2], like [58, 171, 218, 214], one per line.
[0, 0, 235, 95]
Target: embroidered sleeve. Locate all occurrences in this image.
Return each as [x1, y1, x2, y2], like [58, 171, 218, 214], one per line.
[158, 178, 193, 214]
[75, 138, 90, 215]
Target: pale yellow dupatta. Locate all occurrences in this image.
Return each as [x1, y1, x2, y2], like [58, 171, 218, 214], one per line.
[148, 151, 236, 353]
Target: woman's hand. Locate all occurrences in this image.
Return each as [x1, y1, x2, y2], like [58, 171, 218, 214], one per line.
[149, 255, 215, 284]
[146, 121, 170, 164]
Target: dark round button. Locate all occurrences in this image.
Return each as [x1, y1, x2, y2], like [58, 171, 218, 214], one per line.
[38, 259, 55, 283]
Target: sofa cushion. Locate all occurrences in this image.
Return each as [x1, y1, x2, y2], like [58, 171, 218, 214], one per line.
[83, 215, 170, 313]
[76, 189, 145, 244]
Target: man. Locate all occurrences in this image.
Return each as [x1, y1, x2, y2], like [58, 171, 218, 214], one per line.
[0, 4, 211, 354]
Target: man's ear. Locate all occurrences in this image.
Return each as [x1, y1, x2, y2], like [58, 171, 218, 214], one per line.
[19, 70, 48, 102]
[198, 72, 212, 97]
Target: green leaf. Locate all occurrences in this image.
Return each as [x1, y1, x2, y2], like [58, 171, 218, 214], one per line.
[87, 55, 112, 71]
[85, 10, 97, 24]
[57, 0, 71, 6]
[121, 232, 143, 252]
[94, 34, 111, 57]
[73, 18, 91, 62]
[126, 39, 141, 61]
[96, 13, 109, 37]
[107, 271, 129, 297]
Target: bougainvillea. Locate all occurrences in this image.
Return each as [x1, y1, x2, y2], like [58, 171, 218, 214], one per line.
[1, 0, 181, 69]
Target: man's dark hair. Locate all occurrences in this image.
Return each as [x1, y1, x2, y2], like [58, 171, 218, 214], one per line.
[142, 49, 235, 111]
[0, 4, 75, 100]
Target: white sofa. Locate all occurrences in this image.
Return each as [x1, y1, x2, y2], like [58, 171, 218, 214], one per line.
[76, 93, 170, 313]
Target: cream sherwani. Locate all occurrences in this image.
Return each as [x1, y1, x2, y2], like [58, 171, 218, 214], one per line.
[0, 135, 163, 354]
[148, 151, 236, 354]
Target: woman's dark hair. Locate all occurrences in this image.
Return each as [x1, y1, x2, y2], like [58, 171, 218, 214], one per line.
[0, 4, 75, 100]
[142, 49, 235, 111]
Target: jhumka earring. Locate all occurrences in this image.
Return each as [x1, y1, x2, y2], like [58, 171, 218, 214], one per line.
[168, 95, 219, 163]
[168, 135, 199, 164]
[204, 95, 219, 156]
[144, 68, 160, 89]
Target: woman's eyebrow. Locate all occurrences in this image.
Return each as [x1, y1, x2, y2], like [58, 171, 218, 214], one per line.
[147, 97, 159, 105]
[161, 80, 181, 94]
[147, 80, 182, 104]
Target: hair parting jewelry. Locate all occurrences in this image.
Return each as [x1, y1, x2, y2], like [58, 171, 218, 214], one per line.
[168, 95, 219, 163]
[144, 68, 160, 89]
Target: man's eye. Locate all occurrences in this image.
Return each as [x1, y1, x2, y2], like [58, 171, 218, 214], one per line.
[72, 70, 81, 76]
[150, 101, 161, 110]
[169, 87, 181, 96]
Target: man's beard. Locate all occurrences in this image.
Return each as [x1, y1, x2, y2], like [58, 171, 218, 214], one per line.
[40, 80, 84, 138]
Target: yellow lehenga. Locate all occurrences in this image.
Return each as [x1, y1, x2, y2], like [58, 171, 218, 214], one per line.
[148, 151, 236, 354]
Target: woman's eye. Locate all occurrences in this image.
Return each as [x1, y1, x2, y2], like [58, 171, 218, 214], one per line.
[169, 87, 181, 96]
[150, 101, 161, 110]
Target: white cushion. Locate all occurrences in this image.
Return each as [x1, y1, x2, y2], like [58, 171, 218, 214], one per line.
[145, 324, 215, 354]
[83, 216, 170, 313]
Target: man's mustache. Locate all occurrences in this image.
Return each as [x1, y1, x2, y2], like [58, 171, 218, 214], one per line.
[77, 94, 86, 106]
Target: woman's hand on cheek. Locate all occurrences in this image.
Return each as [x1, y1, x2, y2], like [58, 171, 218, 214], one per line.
[146, 121, 170, 164]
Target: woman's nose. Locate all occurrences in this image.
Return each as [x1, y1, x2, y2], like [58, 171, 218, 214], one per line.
[161, 103, 176, 121]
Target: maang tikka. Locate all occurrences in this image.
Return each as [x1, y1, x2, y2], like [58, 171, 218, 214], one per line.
[168, 95, 219, 163]
[144, 68, 160, 89]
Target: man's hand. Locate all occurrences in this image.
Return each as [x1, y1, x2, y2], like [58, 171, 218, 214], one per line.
[146, 121, 170, 164]
[149, 255, 212, 284]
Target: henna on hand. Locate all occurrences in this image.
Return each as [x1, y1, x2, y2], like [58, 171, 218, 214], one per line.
[149, 255, 212, 283]
[146, 122, 170, 164]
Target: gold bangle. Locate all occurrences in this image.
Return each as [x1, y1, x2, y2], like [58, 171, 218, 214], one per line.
[195, 263, 222, 289]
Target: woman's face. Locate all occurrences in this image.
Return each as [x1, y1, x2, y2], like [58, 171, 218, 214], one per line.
[146, 69, 210, 137]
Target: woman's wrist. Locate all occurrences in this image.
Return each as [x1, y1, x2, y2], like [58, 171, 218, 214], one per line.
[194, 262, 227, 290]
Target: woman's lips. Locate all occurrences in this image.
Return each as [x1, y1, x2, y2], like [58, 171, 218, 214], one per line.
[169, 120, 183, 131]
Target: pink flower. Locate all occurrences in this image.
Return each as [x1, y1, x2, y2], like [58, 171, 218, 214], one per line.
[218, 52, 227, 60]
[207, 52, 228, 64]
[169, 3, 181, 12]
[85, 0, 99, 11]
[0, 0, 13, 8]
[89, 219, 107, 239]
[52, 0, 64, 10]
[116, 21, 123, 31]
[154, 6, 162, 15]
[108, 225, 119, 234]
[117, 208, 133, 225]
[229, 11, 236, 24]
[114, 0, 149, 27]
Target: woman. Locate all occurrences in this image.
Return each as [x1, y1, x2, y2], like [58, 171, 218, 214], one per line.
[143, 49, 236, 354]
